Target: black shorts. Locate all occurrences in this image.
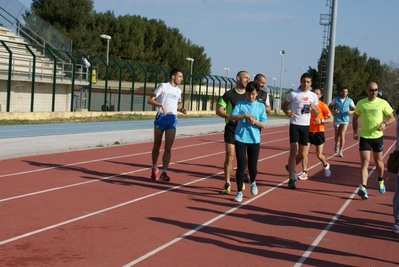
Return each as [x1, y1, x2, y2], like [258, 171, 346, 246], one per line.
[289, 124, 309, 146]
[224, 123, 236, 144]
[308, 132, 325, 146]
[359, 136, 384, 152]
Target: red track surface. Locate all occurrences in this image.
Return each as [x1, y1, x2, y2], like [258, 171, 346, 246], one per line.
[1, 123, 398, 266]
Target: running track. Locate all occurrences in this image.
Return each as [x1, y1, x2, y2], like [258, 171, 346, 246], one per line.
[0, 122, 398, 266]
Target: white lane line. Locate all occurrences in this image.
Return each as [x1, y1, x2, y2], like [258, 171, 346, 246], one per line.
[124, 138, 396, 266]
[122, 180, 287, 267]
[0, 126, 290, 179]
[294, 143, 396, 266]
[0, 140, 220, 178]
[0, 147, 289, 246]
[0, 151, 223, 202]
[0, 135, 289, 203]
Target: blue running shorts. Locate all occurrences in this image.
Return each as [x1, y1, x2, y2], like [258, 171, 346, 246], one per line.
[154, 113, 177, 131]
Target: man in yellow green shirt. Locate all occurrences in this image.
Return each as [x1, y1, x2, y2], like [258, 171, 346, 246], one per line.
[352, 81, 396, 199]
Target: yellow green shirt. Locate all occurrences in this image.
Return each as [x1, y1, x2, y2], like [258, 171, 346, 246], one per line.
[355, 97, 393, 138]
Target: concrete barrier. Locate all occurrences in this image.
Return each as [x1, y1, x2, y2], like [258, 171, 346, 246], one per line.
[0, 110, 217, 120]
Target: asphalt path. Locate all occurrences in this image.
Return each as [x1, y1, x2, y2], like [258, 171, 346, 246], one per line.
[0, 117, 223, 139]
[0, 117, 289, 159]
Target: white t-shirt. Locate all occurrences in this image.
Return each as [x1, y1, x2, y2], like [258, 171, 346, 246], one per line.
[153, 82, 182, 115]
[285, 89, 319, 126]
[83, 58, 91, 68]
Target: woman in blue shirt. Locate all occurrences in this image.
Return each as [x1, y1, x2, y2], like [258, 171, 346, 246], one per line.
[229, 82, 267, 202]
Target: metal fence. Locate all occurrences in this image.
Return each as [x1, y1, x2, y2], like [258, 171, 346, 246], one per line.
[0, 0, 72, 52]
[0, 39, 292, 112]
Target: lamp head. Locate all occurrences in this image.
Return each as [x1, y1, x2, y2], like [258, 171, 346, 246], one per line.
[280, 50, 285, 55]
[100, 34, 111, 40]
[186, 57, 194, 62]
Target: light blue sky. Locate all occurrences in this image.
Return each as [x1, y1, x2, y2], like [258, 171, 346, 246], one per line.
[18, 0, 399, 89]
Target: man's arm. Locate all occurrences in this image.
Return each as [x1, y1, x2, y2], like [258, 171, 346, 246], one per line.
[378, 112, 396, 131]
[352, 113, 359, 140]
[282, 100, 294, 117]
[216, 104, 229, 120]
[147, 94, 167, 114]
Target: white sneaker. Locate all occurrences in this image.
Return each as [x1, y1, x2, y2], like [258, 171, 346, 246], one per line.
[324, 163, 331, 177]
[334, 142, 340, 153]
[297, 171, 308, 180]
[392, 223, 399, 233]
[250, 182, 258, 196]
[234, 191, 243, 202]
[338, 152, 343, 157]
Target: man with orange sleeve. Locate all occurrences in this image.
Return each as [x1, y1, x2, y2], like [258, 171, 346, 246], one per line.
[297, 88, 333, 180]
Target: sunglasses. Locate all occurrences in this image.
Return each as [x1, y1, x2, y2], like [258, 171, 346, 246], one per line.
[369, 88, 379, 92]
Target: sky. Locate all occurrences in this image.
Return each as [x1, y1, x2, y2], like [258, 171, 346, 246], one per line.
[17, 0, 399, 89]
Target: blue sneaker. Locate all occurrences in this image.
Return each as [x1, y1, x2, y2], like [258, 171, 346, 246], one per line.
[357, 186, 368, 200]
[250, 182, 258, 196]
[377, 179, 386, 194]
[288, 178, 296, 189]
[234, 191, 243, 202]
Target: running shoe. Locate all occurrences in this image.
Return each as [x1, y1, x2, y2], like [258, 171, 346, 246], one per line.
[357, 186, 368, 200]
[234, 191, 243, 202]
[297, 171, 308, 180]
[324, 163, 331, 177]
[377, 179, 386, 194]
[244, 171, 250, 183]
[250, 182, 258, 196]
[150, 167, 159, 180]
[221, 182, 231, 194]
[334, 144, 339, 153]
[288, 178, 296, 189]
[158, 172, 170, 182]
[338, 152, 343, 157]
[285, 165, 298, 181]
[392, 223, 399, 234]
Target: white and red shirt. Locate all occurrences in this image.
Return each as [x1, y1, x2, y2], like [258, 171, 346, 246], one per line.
[285, 89, 319, 126]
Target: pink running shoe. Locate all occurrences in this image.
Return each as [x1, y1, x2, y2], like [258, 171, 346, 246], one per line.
[151, 167, 159, 180]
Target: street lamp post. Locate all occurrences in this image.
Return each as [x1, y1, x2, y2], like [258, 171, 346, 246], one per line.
[272, 77, 277, 87]
[100, 34, 111, 110]
[223, 67, 229, 78]
[279, 50, 285, 93]
[100, 34, 111, 65]
[186, 57, 194, 110]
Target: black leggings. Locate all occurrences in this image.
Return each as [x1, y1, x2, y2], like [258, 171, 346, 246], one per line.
[235, 140, 260, 192]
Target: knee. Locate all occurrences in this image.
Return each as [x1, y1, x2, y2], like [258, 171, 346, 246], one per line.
[360, 159, 369, 167]
[226, 153, 235, 164]
[163, 146, 172, 153]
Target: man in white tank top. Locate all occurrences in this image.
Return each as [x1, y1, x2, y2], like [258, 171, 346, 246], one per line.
[147, 68, 187, 181]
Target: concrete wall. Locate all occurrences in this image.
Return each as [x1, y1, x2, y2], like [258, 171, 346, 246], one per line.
[0, 80, 71, 112]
